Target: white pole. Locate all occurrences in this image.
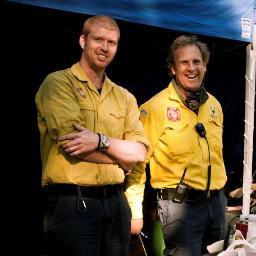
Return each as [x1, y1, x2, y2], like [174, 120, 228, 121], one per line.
[241, 23, 256, 222]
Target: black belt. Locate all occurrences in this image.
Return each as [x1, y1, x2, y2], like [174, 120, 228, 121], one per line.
[157, 188, 222, 202]
[43, 184, 122, 198]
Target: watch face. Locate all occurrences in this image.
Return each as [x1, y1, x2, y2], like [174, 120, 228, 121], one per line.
[101, 134, 110, 151]
[103, 137, 110, 147]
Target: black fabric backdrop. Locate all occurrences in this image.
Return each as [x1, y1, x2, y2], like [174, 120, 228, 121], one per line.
[2, 1, 255, 255]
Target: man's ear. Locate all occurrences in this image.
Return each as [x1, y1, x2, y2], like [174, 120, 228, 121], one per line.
[79, 34, 86, 50]
[171, 67, 176, 76]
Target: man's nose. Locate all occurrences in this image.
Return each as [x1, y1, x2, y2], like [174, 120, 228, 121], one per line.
[187, 62, 196, 71]
[101, 41, 108, 51]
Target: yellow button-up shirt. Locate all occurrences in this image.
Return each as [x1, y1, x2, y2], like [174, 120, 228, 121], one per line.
[36, 62, 148, 187]
[140, 80, 227, 191]
[125, 81, 228, 219]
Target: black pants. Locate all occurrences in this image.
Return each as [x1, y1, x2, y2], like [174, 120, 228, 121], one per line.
[43, 188, 131, 256]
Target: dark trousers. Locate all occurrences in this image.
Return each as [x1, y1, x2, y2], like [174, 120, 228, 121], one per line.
[43, 189, 131, 256]
[157, 189, 227, 256]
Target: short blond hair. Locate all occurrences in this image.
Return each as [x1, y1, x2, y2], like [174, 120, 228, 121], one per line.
[82, 15, 120, 39]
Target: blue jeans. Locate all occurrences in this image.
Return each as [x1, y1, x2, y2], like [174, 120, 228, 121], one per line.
[157, 190, 227, 256]
[43, 190, 131, 256]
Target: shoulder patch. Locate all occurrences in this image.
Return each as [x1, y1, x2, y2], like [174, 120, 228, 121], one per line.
[140, 109, 148, 116]
[209, 105, 217, 118]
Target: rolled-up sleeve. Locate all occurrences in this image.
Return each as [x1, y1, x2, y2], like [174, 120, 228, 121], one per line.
[36, 72, 85, 140]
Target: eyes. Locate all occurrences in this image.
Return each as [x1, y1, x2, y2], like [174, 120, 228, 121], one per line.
[178, 59, 203, 65]
[93, 36, 117, 47]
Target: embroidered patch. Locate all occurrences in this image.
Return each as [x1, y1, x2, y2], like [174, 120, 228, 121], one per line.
[167, 107, 180, 121]
[76, 87, 86, 98]
[210, 105, 217, 118]
[140, 109, 148, 116]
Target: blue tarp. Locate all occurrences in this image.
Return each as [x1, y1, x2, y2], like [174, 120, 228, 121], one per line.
[9, 0, 255, 42]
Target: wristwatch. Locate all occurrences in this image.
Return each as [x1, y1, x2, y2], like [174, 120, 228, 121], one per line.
[98, 134, 110, 152]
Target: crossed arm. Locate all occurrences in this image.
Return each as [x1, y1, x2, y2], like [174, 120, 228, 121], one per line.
[58, 123, 147, 171]
[59, 124, 147, 234]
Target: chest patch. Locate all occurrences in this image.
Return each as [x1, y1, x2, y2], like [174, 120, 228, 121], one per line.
[76, 87, 86, 98]
[167, 107, 180, 122]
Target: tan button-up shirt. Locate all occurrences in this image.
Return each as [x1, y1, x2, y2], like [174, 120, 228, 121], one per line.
[36, 62, 149, 187]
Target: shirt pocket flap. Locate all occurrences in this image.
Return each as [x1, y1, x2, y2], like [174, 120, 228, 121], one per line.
[166, 121, 189, 132]
[110, 112, 125, 119]
[78, 101, 95, 111]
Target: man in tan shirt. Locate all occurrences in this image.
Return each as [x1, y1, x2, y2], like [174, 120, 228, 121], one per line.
[36, 15, 148, 256]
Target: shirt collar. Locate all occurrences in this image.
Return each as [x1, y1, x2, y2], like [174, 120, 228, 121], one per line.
[70, 62, 88, 82]
[70, 62, 115, 92]
[167, 80, 183, 103]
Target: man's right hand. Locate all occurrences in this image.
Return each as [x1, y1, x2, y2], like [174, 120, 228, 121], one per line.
[58, 124, 99, 155]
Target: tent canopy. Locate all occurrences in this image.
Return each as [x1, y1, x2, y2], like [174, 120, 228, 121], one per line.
[9, 0, 255, 42]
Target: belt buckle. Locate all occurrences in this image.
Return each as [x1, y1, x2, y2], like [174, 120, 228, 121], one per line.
[158, 189, 163, 200]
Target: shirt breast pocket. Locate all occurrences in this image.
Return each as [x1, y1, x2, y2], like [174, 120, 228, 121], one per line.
[109, 111, 125, 138]
[161, 122, 195, 162]
[79, 102, 95, 130]
[207, 118, 223, 153]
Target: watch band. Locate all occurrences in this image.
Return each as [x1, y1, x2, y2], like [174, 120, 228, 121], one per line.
[97, 133, 101, 150]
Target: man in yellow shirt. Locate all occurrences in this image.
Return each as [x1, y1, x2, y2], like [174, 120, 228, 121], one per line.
[35, 15, 148, 256]
[137, 35, 227, 256]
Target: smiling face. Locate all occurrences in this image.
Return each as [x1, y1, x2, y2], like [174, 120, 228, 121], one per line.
[171, 44, 206, 91]
[80, 22, 119, 72]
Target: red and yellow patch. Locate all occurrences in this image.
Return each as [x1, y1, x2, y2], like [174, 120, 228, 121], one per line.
[167, 107, 180, 121]
[76, 87, 86, 98]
